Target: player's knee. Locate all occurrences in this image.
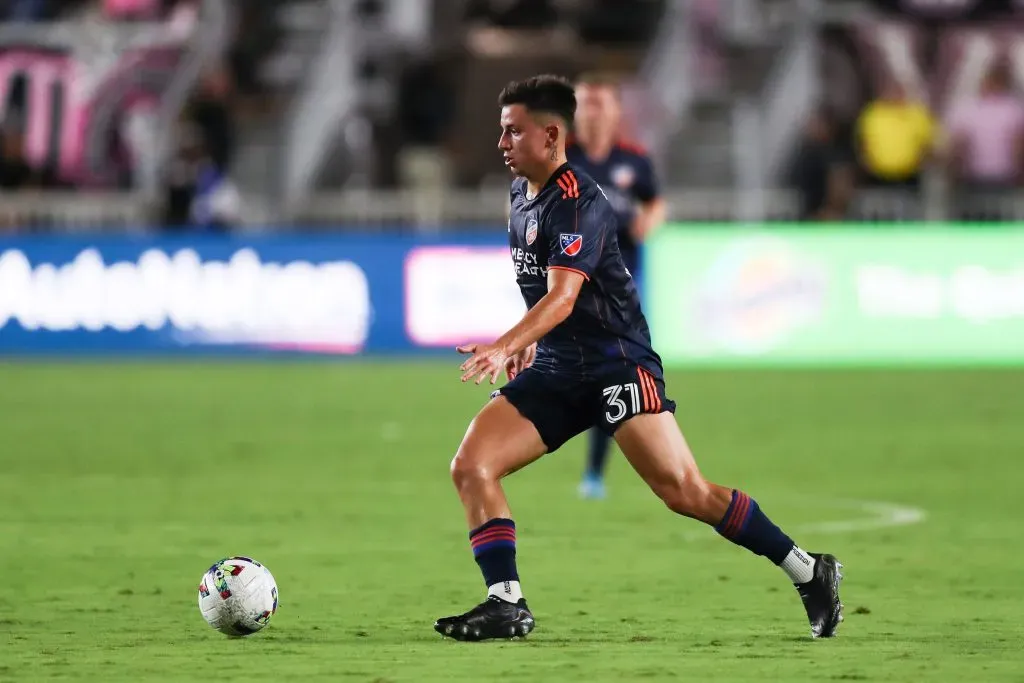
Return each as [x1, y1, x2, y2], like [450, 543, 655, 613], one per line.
[658, 474, 715, 520]
[449, 450, 492, 490]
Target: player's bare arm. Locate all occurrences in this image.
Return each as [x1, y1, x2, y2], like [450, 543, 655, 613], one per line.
[631, 196, 665, 241]
[458, 268, 585, 384]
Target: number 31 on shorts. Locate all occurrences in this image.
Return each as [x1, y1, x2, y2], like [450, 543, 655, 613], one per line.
[603, 383, 641, 424]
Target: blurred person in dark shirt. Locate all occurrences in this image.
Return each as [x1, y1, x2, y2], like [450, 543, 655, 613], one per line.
[0, 121, 35, 190]
[186, 66, 234, 172]
[162, 117, 201, 228]
[398, 54, 456, 149]
[789, 107, 854, 221]
[0, 120, 38, 233]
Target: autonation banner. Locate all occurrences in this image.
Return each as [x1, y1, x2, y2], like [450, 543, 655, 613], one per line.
[646, 226, 1024, 365]
[0, 235, 520, 355]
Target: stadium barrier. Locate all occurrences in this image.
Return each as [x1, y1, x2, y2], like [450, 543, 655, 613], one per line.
[0, 226, 1021, 364]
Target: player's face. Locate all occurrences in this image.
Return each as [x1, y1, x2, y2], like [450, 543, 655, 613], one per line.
[498, 104, 554, 177]
[573, 84, 620, 142]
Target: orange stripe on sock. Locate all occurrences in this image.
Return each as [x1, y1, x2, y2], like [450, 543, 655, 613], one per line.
[471, 529, 516, 547]
[471, 527, 516, 542]
[725, 493, 750, 537]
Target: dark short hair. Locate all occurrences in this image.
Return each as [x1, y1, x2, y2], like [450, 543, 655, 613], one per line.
[498, 74, 576, 125]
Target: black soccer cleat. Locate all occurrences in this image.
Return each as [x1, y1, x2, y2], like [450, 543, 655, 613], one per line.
[796, 553, 844, 638]
[434, 595, 536, 641]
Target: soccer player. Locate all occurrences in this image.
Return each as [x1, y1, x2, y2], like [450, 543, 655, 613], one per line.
[566, 72, 665, 500]
[434, 75, 843, 642]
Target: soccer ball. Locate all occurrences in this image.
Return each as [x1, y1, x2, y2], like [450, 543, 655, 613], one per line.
[198, 556, 279, 636]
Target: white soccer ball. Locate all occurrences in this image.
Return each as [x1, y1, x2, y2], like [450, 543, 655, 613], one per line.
[198, 556, 279, 636]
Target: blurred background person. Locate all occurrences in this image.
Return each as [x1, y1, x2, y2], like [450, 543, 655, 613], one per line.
[856, 80, 938, 190]
[0, 119, 34, 191]
[788, 106, 855, 221]
[944, 61, 1024, 219]
[566, 72, 665, 500]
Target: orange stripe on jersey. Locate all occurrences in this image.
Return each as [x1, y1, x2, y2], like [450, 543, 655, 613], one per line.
[646, 371, 660, 413]
[557, 169, 580, 199]
[637, 369, 650, 412]
[637, 366, 653, 411]
[565, 170, 580, 198]
[548, 265, 590, 281]
[640, 368, 661, 412]
[556, 176, 570, 196]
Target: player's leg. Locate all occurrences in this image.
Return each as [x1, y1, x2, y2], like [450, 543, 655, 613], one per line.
[435, 395, 543, 641]
[436, 369, 589, 641]
[449, 394, 546, 529]
[613, 412, 843, 638]
[599, 367, 843, 638]
[579, 427, 612, 499]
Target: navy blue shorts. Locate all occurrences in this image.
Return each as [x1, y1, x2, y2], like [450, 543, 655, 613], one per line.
[495, 363, 676, 453]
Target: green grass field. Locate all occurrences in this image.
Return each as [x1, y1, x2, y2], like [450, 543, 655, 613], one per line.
[1, 361, 1022, 682]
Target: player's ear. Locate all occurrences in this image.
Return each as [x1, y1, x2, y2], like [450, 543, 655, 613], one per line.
[547, 124, 560, 145]
[546, 123, 561, 157]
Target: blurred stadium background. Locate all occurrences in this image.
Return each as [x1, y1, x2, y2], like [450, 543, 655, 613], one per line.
[6, 0, 1024, 230]
[2, 2, 1023, 681]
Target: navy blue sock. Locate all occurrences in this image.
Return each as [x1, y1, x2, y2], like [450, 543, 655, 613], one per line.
[715, 490, 795, 564]
[585, 428, 612, 478]
[469, 518, 519, 586]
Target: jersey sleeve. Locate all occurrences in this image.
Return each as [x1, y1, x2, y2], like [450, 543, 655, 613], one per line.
[633, 155, 660, 203]
[542, 194, 605, 282]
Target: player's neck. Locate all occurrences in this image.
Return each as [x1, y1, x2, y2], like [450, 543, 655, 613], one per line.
[526, 154, 569, 197]
[579, 136, 615, 163]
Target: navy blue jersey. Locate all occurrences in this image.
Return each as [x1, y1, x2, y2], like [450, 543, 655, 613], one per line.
[565, 140, 659, 273]
[507, 163, 663, 377]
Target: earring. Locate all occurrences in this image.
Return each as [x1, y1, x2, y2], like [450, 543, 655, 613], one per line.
[549, 146, 557, 161]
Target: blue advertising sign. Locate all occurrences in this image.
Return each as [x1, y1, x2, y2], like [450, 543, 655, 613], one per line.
[0, 233, 519, 356]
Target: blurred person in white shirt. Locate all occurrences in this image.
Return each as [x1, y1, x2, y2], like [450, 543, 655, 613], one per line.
[945, 61, 1024, 189]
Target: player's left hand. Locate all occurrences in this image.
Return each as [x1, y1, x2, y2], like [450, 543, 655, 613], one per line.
[503, 342, 536, 381]
[457, 342, 509, 385]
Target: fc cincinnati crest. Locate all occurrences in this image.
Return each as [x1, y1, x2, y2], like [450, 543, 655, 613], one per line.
[526, 218, 538, 245]
[559, 233, 583, 256]
[612, 164, 635, 189]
